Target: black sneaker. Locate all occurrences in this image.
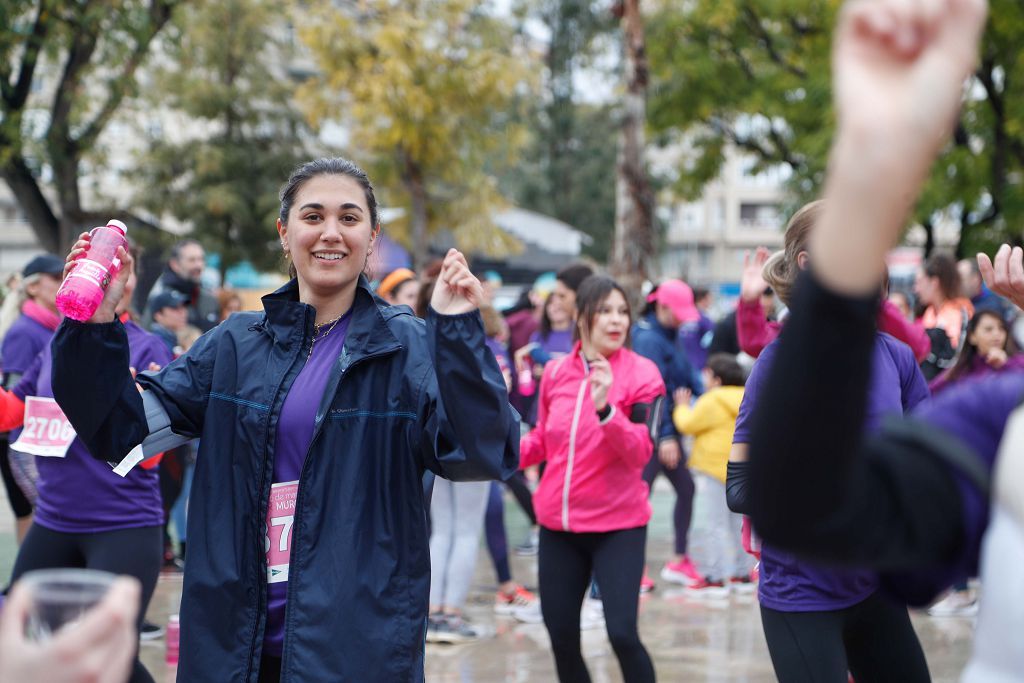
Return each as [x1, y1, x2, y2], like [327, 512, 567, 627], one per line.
[140, 620, 165, 641]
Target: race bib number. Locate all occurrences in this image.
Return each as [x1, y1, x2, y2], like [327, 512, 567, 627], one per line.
[265, 481, 298, 584]
[11, 397, 77, 458]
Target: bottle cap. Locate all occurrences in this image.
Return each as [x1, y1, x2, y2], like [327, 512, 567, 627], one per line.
[107, 219, 128, 235]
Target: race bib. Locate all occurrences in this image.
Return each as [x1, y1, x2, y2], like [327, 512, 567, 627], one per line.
[11, 397, 77, 458]
[265, 481, 298, 584]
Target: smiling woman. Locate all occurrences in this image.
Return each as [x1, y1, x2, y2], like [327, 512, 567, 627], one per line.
[48, 156, 520, 683]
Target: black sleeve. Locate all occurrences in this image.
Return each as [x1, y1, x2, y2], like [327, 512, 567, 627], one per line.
[50, 320, 148, 462]
[725, 461, 752, 515]
[747, 271, 966, 571]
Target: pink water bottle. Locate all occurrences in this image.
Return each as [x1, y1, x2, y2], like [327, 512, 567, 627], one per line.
[518, 365, 535, 396]
[55, 219, 128, 321]
[166, 614, 180, 665]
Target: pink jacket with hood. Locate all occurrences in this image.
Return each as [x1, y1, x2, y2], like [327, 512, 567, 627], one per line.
[520, 341, 665, 533]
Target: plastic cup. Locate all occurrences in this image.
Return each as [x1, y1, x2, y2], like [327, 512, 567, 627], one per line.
[18, 568, 118, 641]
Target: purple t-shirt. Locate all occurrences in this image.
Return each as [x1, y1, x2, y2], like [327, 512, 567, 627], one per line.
[528, 328, 573, 362]
[885, 370, 1024, 604]
[678, 311, 714, 371]
[264, 310, 352, 657]
[12, 320, 170, 533]
[1, 313, 55, 378]
[734, 332, 929, 611]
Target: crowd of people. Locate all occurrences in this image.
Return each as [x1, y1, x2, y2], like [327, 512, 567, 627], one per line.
[0, 1, 1017, 681]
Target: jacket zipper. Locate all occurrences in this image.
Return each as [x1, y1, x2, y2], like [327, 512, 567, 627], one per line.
[244, 311, 308, 683]
[562, 379, 589, 531]
[278, 346, 398, 680]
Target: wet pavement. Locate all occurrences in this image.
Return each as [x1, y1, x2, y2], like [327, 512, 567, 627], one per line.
[131, 484, 976, 682]
[0, 480, 975, 681]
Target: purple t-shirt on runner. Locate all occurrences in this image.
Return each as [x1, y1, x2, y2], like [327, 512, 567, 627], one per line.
[12, 320, 170, 533]
[885, 370, 1024, 603]
[264, 310, 352, 657]
[528, 328, 573, 362]
[1, 313, 55, 378]
[734, 332, 929, 611]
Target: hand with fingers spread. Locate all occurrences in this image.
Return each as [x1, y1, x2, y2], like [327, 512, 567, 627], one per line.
[978, 245, 1024, 310]
[673, 387, 693, 407]
[430, 248, 484, 316]
[64, 232, 134, 324]
[588, 354, 613, 412]
[0, 577, 141, 683]
[740, 248, 771, 303]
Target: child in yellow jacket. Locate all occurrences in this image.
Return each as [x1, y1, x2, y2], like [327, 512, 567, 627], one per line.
[673, 353, 752, 595]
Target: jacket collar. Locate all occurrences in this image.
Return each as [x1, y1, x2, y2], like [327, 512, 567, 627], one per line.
[260, 275, 402, 360]
[639, 311, 675, 340]
[161, 267, 199, 302]
[569, 340, 627, 370]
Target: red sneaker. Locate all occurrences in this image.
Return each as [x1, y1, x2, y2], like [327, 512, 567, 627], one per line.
[640, 572, 656, 594]
[686, 578, 730, 599]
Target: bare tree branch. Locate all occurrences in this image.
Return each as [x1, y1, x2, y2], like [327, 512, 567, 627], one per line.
[77, 0, 177, 150]
[4, 0, 54, 110]
[741, 5, 807, 79]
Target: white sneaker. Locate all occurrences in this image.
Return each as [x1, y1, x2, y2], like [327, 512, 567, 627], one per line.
[927, 590, 979, 617]
[580, 598, 604, 630]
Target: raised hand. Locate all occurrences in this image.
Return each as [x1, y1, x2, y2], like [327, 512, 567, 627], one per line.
[834, 0, 986, 154]
[673, 387, 693, 407]
[64, 232, 133, 324]
[740, 248, 771, 303]
[812, 0, 988, 297]
[588, 355, 613, 412]
[430, 248, 484, 316]
[978, 245, 1024, 310]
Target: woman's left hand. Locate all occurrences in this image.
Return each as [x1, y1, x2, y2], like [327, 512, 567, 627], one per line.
[986, 347, 1008, 369]
[431, 249, 484, 316]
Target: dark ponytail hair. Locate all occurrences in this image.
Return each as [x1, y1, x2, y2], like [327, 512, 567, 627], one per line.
[943, 309, 1016, 384]
[279, 158, 380, 279]
[574, 274, 632, 348]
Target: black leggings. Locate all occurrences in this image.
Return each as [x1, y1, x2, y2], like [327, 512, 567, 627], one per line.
[641, 449, 694, 556]
[539, 526, 655, 683]
[11, 523, 164, 683]
[0, 438, 32, 518]
[760, 591, 930, 683]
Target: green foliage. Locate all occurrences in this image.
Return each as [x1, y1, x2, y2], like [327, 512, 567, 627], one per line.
[646, 0, 1024, 256]
[131, 0, 311, 273]
[298, 0, 536, 262]
[496, 0, 619, 261]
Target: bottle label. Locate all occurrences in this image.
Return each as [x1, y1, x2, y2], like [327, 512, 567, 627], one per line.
[10, 397, 77, 458]
[66, 258, 112, 290]
[265, 480, 299, 584]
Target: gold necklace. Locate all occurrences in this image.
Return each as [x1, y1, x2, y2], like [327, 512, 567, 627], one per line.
[308, 313, 344, 359]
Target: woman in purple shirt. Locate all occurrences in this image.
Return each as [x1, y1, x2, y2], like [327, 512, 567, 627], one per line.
[929, 309, 1024, 395]
[0, 253, 65, 543]
[728, 201, 931, 682]
[743, 2, 1023, 681]
[0, 252, 170, 683]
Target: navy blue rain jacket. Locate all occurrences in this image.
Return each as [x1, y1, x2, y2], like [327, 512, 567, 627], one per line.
[631, 311, 702, 443]
[51, 277, 519, 682]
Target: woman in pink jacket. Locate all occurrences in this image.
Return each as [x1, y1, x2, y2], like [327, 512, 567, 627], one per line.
[521, 274, 665, 683]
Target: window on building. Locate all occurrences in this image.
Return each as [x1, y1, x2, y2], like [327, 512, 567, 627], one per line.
[739, 202, 782, 230]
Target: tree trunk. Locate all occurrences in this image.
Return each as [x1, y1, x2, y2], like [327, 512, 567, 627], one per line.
[923, 219, 935, 258]
[400, 150, 430, 273]
[0, 156, 61, 252]
[610, 0, 654, 308]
